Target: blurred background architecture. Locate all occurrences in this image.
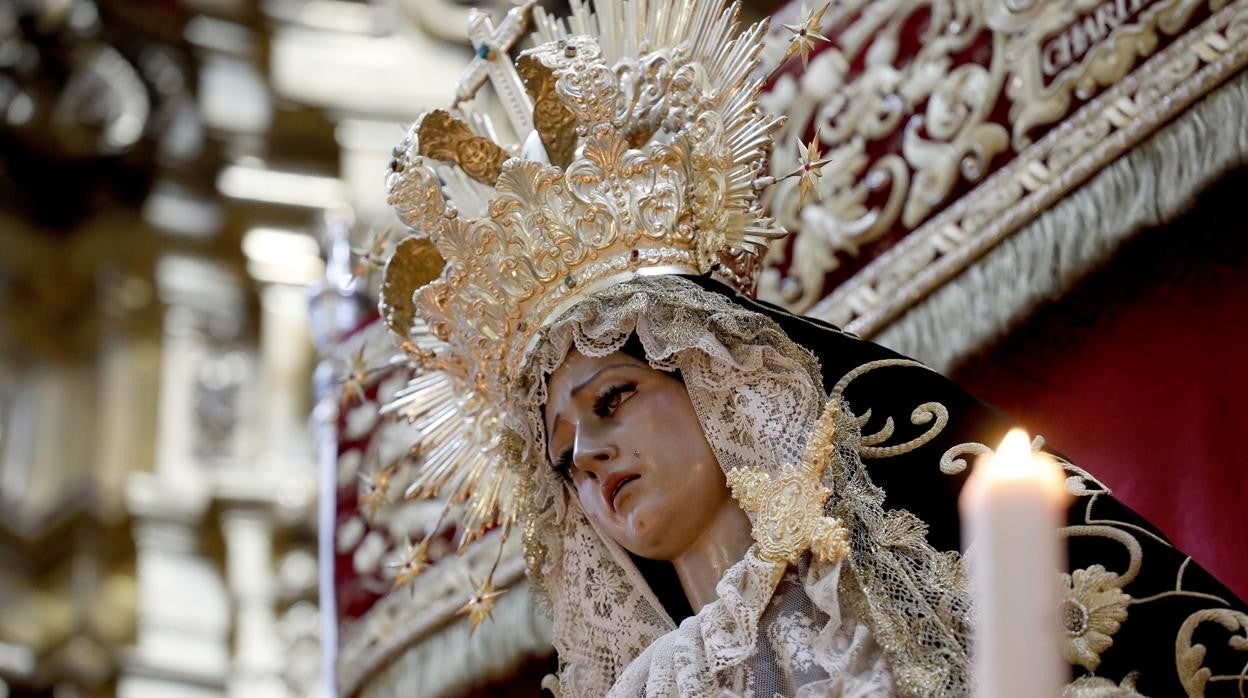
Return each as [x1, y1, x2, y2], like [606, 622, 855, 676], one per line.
[0, 0, 519, 696]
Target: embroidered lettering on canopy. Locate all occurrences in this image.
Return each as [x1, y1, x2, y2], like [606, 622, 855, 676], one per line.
[1041, 0, 1160, 78]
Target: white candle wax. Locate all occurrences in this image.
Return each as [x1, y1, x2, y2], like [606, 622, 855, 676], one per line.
[960, 428, 1068, 698]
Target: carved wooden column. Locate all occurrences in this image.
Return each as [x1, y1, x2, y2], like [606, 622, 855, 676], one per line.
[118, 254, 244, 698]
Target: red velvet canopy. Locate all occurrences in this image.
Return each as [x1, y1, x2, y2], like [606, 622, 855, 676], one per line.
[954, 169, 1248, 601]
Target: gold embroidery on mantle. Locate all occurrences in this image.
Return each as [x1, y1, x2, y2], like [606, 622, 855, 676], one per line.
[940, 432, 1056, 475]
[1084, 492, 1175, 548]
[939, 442, 991, 475]
[1176, 609, 1248, 696]
[1060, 564, 1132, 671]
[726, 401, 850, 564]
[1057, 460, 1246, 690]
[933, 434, 1246, 687]
[1062, 673, 1148, 697]
[910, 419, 1247, 689]
[1129, 557, 1229, 607]
[830, 359, 950, 459]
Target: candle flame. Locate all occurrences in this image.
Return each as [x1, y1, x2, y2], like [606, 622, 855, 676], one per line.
[960, 427, 1069, 509]
[994, 428, 1035, 476]
[971, 428, 1068, 500]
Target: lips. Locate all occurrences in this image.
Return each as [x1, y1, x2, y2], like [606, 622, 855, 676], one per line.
[603, 472, 640, 512]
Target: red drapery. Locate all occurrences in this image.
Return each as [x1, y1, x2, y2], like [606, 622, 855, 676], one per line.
[953, 170, 1248, 601]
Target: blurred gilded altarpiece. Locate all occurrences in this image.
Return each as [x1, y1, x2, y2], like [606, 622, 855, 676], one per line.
[0, 0, 487, 696]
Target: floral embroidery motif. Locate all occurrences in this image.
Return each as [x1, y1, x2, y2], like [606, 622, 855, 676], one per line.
[1060, 564, 1131, 671]
[1062, 672, 1148, 697]
[726, 400, 850, 565]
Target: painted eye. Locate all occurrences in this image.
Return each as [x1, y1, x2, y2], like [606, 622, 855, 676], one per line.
[593, 381, 637, 417]
[554, 448, 574, 479]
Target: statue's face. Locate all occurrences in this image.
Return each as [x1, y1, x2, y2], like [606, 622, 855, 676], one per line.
[544, 349, 734, 561]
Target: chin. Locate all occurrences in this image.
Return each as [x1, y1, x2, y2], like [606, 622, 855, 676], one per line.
[621, 508, 669, 557]
[627, 519, 691, 562]
[627, 541, 678, 562]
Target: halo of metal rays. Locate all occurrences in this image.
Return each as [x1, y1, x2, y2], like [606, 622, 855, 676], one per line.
[530, 0, 791, 257]
[381, 369, 517, 552]
[375, 235, 518, 583]
[370, 0, 830, 591]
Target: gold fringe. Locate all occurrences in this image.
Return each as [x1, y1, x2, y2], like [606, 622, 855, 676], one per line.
[875, 69, 1248, 373]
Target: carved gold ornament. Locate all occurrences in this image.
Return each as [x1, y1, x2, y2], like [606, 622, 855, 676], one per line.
[372, 0, 826, 588]
[386, 13, 788, 407]
[379, 236, 445, 362]
[727, 401, 850, 564]
[416, 109, 511, 185]
[377, 237, 516, 544]
[516, 54, 576, 168]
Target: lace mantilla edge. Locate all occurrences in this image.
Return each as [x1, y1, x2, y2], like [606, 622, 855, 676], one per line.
[609, 550, 895, 698]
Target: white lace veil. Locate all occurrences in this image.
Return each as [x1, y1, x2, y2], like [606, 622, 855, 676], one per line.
[502, 276, 971, 697]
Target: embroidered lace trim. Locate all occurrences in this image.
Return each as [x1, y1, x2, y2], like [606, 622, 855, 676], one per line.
[610, 551, 896, 698]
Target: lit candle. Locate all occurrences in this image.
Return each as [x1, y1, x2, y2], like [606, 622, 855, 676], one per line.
[960, 428, 1068, 698]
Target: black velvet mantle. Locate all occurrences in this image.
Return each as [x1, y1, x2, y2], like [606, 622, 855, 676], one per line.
[685, 274, 1248, 698]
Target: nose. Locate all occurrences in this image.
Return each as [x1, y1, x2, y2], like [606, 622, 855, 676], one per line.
[572, 427, 617, 477]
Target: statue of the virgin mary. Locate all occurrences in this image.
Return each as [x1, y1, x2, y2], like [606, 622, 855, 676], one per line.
[359, 0, 1248, 695]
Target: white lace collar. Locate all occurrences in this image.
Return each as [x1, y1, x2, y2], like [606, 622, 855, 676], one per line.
[608, 548, 895, 697]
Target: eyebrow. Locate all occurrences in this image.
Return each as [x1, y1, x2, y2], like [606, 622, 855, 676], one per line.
[546, 363, 635, 454]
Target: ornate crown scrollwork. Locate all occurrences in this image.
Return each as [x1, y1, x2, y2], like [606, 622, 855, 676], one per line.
[377, 0, 800, 557]
[384, 0, 788, 408]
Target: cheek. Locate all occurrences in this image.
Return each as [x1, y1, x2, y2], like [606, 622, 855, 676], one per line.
[655, 403, 717, 469]
[574, 479, 599, 516]
[638, 399, 726, 502]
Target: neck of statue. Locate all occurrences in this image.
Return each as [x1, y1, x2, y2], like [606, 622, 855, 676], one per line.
[671, 499, 754, 613]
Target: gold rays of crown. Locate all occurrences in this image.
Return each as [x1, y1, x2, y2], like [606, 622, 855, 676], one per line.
[374, 0, 818, 584]
[385, 0, 789, 403]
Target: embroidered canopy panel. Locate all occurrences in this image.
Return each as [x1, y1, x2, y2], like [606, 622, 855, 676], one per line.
[760, 0, 1248, 337]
